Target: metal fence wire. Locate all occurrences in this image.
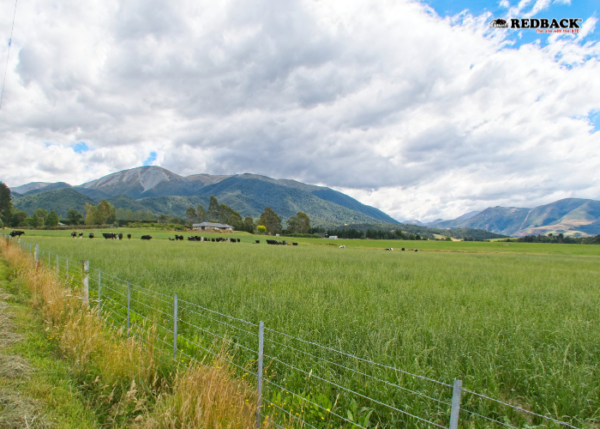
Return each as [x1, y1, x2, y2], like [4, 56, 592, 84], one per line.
[3, 235, 586, 429]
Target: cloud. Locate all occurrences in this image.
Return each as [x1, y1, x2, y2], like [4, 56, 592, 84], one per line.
[0, 0, 599, 221]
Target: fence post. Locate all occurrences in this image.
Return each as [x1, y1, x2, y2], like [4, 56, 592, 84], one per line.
[82, 260, 89, 306]
[127, 281, 131, 338]
[98, 270, 102, 321]
[256, 321, 264, 429]
[173, 294, 178, 360]
[449, 379, 462, 429]
[34, 244, 39, 263]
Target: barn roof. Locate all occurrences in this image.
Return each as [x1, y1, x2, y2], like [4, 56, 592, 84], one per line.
[192, 222, 233, 228]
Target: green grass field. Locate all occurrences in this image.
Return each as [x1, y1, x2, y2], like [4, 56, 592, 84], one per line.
[8, 228, 600, 428]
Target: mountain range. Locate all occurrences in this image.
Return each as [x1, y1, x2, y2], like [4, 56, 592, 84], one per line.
[10, 166, 399, 227]
[426, 199, 600, 237]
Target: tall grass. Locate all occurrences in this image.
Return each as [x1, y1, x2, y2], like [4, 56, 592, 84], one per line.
[14, 233, 600, 428]
[0, 238, 259, 428]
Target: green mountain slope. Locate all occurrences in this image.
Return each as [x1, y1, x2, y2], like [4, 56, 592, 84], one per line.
[194, 177, 390, 226]
[13, 188, 96, 217]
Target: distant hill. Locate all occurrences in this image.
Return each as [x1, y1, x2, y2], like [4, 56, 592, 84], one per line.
[429, 199, 600, 237]
[11, 166, 400, 227]
[13, 188, 97, 217]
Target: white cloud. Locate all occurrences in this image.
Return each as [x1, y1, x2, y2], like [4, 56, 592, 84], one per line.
[0, 0, 599, 221]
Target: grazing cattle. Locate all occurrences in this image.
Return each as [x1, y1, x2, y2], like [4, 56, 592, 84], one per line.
[141, 235, 152, 240]
[127, 234, 132, 239]
[401, 248, 405, 251]
[79, 232, 83, 237]
[89, 233, 94, 239]
[102, 233, 117, 239]
[266, 239, 286, 245]
[177, 235, 184, 240]
[169, 238, 175, 241]
[211, 238, 215, 242]
[414, 249, 418, 252]
[293, 242, 298, 246]
[339, 245, 345, 249]
[10, 231, 25, 237]
[255, 240, 260, 244]
[385, 248, 393, 251]
[71, 231, 77, 238]
[118, 233, 123, 240]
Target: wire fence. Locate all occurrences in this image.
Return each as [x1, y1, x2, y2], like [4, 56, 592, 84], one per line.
[3, 234, 586, 429]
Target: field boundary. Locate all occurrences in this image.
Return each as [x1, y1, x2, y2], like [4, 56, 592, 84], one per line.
[4, 234, 586, 429]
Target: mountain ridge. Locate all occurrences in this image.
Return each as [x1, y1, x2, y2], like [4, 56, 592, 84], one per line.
[10, 166, 399, 226]
[426, 199, 600, 237]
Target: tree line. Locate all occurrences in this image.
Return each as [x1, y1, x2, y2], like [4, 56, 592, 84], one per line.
[183, 195, 312, 235]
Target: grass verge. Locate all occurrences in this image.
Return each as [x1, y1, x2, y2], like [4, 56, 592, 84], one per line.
[0, 238, 259, 428]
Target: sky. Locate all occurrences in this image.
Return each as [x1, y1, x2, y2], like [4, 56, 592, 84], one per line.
[0, 0, 598, 222]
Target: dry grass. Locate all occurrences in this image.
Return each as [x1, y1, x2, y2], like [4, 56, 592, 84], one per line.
[0, 390, 48, 429]
[0, 239, 260, 428]
[141, 360, 257, 429]
[0, 355, 33, 379]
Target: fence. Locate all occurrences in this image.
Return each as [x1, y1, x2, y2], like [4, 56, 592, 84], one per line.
[3, 234, 584, 429]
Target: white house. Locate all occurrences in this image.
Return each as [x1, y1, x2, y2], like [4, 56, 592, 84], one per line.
[192, 222, 233, 231]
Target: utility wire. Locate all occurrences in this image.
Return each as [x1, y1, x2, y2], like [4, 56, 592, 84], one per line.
[1, 0, 18, 110]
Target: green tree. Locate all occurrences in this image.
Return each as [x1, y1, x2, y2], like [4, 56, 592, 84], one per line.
[0, 218, 3, 228]
[46, 210, 60, 227]
[34, 208, 48, 225]
[0, 182, 13, 226]
[258, 207, 282, 235]
[66, 209, 83, 225]
[197, 205, 207, 223]
[158, 214, 169, 224]
[287, 211, 311, 234]
[84, 203, 97, 225]
[243, 216, 255, 233]
[208, 195, 219, 221]
[257, 225, 267, 234]
[26, 216, 40, 227]
[185, 207, 197, 225]
[11, 210, 27, 227]
[84, 200, 116, 225]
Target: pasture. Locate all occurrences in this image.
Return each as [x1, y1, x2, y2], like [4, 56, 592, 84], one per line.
[11, 229, 600, 427]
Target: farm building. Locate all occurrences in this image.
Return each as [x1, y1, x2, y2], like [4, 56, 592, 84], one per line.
[192, 222, 234, 231]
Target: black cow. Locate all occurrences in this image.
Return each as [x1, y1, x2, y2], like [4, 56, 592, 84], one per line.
[79, 232, 83, 237]
[256, 240, 260, 244]
[414, 249, 418, 252]
[141, 235, 152, 240]
[102, 233, 117, 239]
[385, 248, 393, 251]
[71, 231, 77, 238]
[175, 235, 184, 241]
[118, 233, 123, 240]
[89, 233, 94, 239]
[169, 238, 175, 241]
[10, 231, 25, 237]
[401, 248, 405, 251]
[127, 234, 132, 239]
[211, 238, 215, 242]
[293, 242, 298, 246]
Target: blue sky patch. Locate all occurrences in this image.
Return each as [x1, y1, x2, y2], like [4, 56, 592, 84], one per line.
[72, 142, 89, 153]
[143, 151, 157, 166]
[423, 0, 599, 49]
[589, 110, 600, 132]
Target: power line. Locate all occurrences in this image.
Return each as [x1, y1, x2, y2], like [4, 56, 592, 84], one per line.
[0, 0, 18, 110]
